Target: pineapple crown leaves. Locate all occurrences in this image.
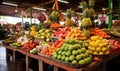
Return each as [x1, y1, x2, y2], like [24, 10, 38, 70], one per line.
[66, 8, 74, 18]
[83, 8, 90, 18]
[80, 1, 87, 10]
[89, 0, 95, 8]
[50, 10, 59, 22]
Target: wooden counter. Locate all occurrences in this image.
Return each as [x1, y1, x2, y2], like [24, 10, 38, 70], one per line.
[1, 43, 120, 71]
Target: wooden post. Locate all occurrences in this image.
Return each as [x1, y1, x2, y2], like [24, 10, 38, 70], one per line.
[13, 51, 16, 63]
[39, 60, 43, 71]
[54, 66, 59, 71]
[103, 62, 107, 71]
[30, 7, 32, 26]
[26, 56, 29, 71]
[108, 0, 112, 29]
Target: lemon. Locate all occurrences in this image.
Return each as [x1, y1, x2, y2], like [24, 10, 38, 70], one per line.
[93, 51, 98, 55]
[96, 47, 101, 52]
[96, 40, 101, 44]
[102, 47, 107, 52]
[99, 44, 104, 47]
[98, 37, 103, 40]
[89, 42, 93, 46]
[91, 36, 99, 41]
[88, 46, 91, 50]
[86, 50, 92, 54]
[93, 43, 98, 47]
[101, 40, 106, 43]
[105, 51, 110, 54]
[90, 47, 96, 51]
[84, 43, 89, 47]
[102, 42, 108, 46]
[99, 52, 104, 55]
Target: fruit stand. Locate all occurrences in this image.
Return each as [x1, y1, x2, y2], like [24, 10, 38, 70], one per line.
[1, 42, 120, 71]
[1, 0, 120, 71]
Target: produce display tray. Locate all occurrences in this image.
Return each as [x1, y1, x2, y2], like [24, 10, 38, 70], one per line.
[9, 44, 20, 49]
[51, 58, 86, 69]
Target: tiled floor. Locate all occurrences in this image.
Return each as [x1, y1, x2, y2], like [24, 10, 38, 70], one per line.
[0, 40, 17, 71]
[0, 46, 8, 71]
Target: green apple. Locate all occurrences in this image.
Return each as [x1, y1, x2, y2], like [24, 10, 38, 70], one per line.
[72, 50, 79, 55]
[72, 60, 78, 64]
[58, 51, 62, 55]
[66, 51, 72, 57]
[81, 48, 86, 53]
[76, 55, 82, 60]
[61, 56, 66, 61]
[77, 49, 83, 53]
[62, 51, 66, 56]
[78, 60, 86, 65]
[69, 55, 75, 61]
[57, 55, 62, 60]
[53, 53, 57, 59]
[65, 57, 70, 62]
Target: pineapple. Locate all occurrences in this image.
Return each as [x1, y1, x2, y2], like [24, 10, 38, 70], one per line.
[65, 8, 74, 27]
[80, 0, 95, 29]
[81, 8, 92, 28]
[88, 0, 95, 21]
[80, 1, 87, 10]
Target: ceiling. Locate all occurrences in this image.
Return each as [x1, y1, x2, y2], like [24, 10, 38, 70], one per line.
[0, 0, 119, 18]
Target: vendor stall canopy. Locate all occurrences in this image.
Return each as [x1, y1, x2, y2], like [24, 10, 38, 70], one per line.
[0, 0, 119, 18]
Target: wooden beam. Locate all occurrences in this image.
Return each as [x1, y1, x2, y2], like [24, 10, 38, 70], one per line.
[39, 0, 55, 5]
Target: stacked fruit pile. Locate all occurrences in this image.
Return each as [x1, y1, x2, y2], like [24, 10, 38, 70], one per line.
[66, 28, 87, 40]
[87, 36, 110, 55]
[11, 42, 21, 48]
[36, 29, 54, 42]
[17, 35, 30, 45]
[30, 41, 51, 54]
[38, 39, 65, 56]
[52, 27, 71, 38]
[108, 39, 120, 53]
[90, 28, 111, 38]
[52, 39, 92, 65]
[21, 40, 36, 52]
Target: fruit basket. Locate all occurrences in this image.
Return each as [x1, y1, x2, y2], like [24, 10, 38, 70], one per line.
[51, 58, 87, 69]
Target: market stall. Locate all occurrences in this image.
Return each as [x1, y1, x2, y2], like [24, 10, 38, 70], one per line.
[1, 0, 120, 71]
